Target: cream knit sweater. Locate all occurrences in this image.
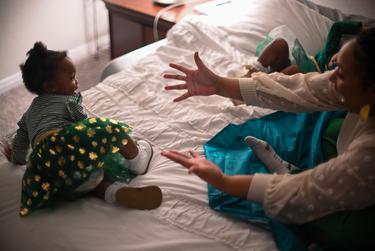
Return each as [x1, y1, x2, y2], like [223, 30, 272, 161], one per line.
[239, 71, 375, 224]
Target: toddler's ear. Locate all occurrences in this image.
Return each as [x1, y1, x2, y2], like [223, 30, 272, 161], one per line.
[42, 80, 55, 93]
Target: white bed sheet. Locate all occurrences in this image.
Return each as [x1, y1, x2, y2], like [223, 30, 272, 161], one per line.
[0, 0, 334, 250]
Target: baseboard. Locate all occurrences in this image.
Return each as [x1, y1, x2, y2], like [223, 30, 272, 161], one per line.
[68, 34, 110, 63]
[0, 34, 110, 95]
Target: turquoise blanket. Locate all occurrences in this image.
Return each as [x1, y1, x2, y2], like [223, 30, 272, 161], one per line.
[204, 111, 345, 251]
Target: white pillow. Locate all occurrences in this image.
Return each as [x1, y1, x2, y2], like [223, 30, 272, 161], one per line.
[216, 0, 333, 56]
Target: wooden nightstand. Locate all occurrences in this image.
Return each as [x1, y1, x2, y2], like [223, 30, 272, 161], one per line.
[103, 0, 208, 59]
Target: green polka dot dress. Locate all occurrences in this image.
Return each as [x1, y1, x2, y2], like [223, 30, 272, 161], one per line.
[20, 117, 135, 217]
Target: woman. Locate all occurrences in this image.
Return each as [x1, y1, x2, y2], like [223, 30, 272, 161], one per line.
[161, 28, 375, 249]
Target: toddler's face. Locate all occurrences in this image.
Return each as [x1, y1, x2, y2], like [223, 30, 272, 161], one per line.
[50, 57, 78, 95]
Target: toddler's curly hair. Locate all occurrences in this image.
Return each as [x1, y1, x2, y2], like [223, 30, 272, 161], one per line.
[20, 42, 67, 94]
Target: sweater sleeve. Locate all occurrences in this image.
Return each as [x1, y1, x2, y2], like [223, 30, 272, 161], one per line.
[247, 134, 375, 224]
[11, 115, 30, 165]
[239, 71, 345, 112]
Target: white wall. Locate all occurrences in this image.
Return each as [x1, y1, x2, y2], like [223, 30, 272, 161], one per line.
[0, 0, 109, 92]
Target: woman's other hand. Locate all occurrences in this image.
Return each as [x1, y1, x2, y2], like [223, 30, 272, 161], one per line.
[161, 150, 225, 187]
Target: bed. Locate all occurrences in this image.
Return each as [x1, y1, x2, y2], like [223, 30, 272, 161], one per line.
[1, 0, 373, 250]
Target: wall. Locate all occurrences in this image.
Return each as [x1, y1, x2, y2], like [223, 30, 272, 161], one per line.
[1, 0, 374, 93]
[310, 0, 375, 18]
[0, 0, 109, 92]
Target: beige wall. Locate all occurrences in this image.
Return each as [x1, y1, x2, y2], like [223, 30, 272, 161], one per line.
[0, 0, 374, 87]
[0, 0, 109, 80]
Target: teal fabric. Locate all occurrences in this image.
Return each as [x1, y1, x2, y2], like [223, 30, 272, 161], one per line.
[255, 35, 273, 56]
[314, 20, 362, 72]
[292, 39, 317, 73]
[204, 110, 346, 251]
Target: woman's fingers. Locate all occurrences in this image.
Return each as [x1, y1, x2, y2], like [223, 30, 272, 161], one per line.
[164, 73, 187, 81]
[173, 92, 191, 102]
[161, 150, 192, 167]
[189, 150, 198, 158]
[167, 150, 190, 158]
[169, 63, 190, 74]
[164, 83, 187, 90]
[194, 51, 207, 71]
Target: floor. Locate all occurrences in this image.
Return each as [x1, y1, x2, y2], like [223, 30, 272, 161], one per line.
[0, 48, 110, 141]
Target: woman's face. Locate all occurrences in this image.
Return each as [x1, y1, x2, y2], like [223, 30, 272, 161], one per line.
[329, 40, 374, 114]
[46, 57, 78, 95]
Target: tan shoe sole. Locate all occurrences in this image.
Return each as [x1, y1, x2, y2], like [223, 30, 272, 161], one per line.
[115, 185, 162, 210]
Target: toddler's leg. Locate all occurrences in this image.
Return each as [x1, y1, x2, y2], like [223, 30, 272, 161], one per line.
[119, 136, 153, 175]
[257, 38, 290, 72]
[281, 64, 300, 75]
[95, 180, 162, 210]
[244, 136, 297, 174]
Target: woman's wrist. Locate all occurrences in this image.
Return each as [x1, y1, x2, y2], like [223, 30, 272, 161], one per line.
[216, 77, 242, 100]
[214, 74, 226, 96]
[210, 172, 227, 191]
[216, 174, 253, 199]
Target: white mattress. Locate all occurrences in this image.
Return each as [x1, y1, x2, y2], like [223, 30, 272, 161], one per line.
[0, 0, 334, 250]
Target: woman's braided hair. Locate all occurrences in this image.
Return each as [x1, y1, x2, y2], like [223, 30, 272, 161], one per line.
[353, 27, 375, 90]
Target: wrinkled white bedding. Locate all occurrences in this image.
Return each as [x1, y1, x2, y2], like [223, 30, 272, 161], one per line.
[0, 0, 333, 250]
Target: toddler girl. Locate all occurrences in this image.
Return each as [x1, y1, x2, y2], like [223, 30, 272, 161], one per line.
[2, 42, 162, 216]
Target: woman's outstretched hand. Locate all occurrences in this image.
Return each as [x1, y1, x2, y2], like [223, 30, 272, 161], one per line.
[164, 52, 220, 102]
[161, 150, 225, 187]
[162, 150, 253, 199]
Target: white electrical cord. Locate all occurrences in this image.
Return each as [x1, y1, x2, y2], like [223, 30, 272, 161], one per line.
[92, 0, 99, 58]
[153, 0, 202, 41]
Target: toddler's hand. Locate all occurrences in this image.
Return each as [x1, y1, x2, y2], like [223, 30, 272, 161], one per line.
[1, 142, 12, 161]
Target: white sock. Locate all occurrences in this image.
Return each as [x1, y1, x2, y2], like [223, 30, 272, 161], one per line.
[244, 136, 296, 174]
[253, 61, 271, 73]
[104, 182, 126, 204]
[126, 140, 153, 175]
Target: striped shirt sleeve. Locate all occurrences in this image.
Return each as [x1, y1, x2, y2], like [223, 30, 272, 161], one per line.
[11, 115, 30, 165]
[67, 93, 87, 121]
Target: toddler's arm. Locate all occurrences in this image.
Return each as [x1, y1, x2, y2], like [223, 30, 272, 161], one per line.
[67, 93, 88, 121]
[1, 142, 12, 161]
[11, 115, 30, 165]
